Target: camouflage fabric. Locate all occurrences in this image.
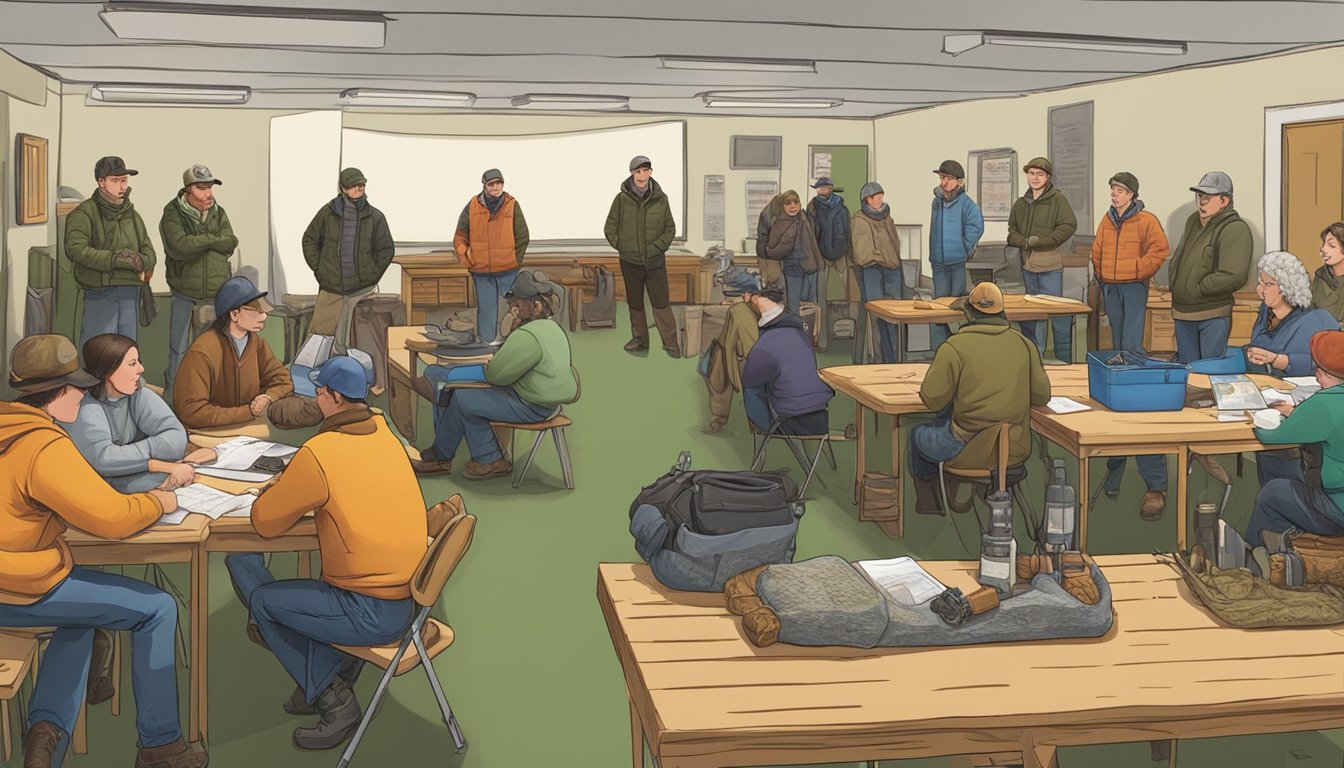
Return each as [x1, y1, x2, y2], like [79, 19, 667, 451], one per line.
[1169, 549, 1344, 628]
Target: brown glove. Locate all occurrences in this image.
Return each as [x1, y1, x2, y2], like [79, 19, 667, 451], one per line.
[1060, 552, 1100, 606]
[741, 606, 781, 647]
[723, 565, 768, 616]
[113, 249, 145, 272]
[1017, 553, 1054, 582]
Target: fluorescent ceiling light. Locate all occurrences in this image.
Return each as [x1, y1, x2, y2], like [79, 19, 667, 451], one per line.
[659, 56, 816, 74]
[702, 95, 842, 109]
[511, 94, 629, 111]
[341, 89, 476, 107]
[89, 84, 251, 104]
[943, 32, 1186, 56]
[100, 2, 386, 48]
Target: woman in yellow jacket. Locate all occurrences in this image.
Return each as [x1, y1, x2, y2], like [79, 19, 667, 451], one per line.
[0, 334, 205, 768]
[1089, 172, 1172, 522]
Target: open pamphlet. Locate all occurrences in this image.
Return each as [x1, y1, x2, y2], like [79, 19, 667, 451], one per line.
[1208, 374, 1268, 412]
[158, 483, 255, 525]
[194, 437, 299, 481]
[855, 557, 946, 606]
[1047, 396, 1091, 414]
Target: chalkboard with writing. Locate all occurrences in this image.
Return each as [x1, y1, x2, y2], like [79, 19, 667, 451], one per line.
[1048, 101, 1093, 231]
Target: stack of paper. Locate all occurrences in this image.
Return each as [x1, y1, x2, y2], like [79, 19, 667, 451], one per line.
[195, 437, 298, 482]
[1047, 396, 1091, 414]
[855, 557, 945, 605]
[166, 483, 256, 522]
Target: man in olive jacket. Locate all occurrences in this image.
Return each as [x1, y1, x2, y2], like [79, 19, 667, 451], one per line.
[160, 164, 237, 398]
[909, 282, 1051, 514]
[1007, 156, 1077, 362]
[604, 155, 679, 356]
[300, 167, 395, 353]
[1167, 171, 1254, 363]
[65, 156, 156, 347]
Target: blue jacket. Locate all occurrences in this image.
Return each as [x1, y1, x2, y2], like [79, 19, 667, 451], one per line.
[929, 186, 985, 266]
[741, 312, 834, 417]
[1248, 305, 1340, 377]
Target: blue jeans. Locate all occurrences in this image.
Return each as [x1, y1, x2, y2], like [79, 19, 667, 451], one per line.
[1246, 479, 1344, 549]
[1100, 281, 1167, 491]
[857, 265, 905, 363]
[471, 270, 518, 343]
[930, 262, 967, 348]
[430, 386, 556, 464]
[1257, 449, 1305, 488]
[165, 291, 199, 401]
[1020, 270, 1072, 362]
[81, 285, 140, 347]
[0, 568, 183, 752]
[225, 554, 413, 703]
[908, 409, 969, 481]
[1174, 316, 1231, 364]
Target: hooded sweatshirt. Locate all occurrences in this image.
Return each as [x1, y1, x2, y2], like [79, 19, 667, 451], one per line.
[0, 403, 162, 605]
[66, 386, 188, 493]
[929, 186, 985, 266]
[740, 312, 834, 417]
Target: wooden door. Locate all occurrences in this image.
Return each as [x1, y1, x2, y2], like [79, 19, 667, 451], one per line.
[1283, 120, 1344, 273]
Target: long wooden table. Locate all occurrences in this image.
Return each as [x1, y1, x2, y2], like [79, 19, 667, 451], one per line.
[865, 296, 1092, 363]
[599, 556, 1344, 768]
[818, 363, 1089, 537]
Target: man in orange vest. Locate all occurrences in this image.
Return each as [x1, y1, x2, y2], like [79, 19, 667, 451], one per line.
[454, 168, 530, 342]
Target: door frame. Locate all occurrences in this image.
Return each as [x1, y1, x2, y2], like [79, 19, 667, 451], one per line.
[806, 144, 870, 189]
[1265, 100, 1344, 251]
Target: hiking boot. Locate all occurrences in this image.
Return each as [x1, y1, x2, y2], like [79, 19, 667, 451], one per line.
[623, 338, 648, 352]
[410, 455, 453, 476]
[1140, 490, 1166, 521]
[135, 738, 208, 768]
[23, 721, 63, 768]
[284, 685, 316, 716]
[247, 622, 269, 650]
[662, 345, 681, 358]
[86, 628, 115, 706]
[463, 458, 512, 480]
[293, 678, 361, 751]
[912, 475, 945, 515]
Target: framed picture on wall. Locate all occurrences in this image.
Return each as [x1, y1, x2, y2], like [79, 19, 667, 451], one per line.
[969, 148, 1016, 221]
[15, 133, 49, 225]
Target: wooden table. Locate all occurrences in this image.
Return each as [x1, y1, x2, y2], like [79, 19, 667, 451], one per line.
[386, 325, 494, 443]
[819, 363, 1089, 536]
[865, 296, 1092, 363]
[598, 556, 1344, 768]
[395, 252, 717, 324]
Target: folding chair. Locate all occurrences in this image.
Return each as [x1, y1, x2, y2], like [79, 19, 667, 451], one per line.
[332, 495, 476, 767]
[748, 401, 854, 498]
[490, 368, 580, 489]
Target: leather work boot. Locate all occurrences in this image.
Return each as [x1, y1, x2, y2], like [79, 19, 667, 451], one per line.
[293, 678, 362, 751]
[463, 458, 513, 480]
[624, 309, 650, 352]
[246, 622, 269, 650]
[410, 456, 452, 476]
[651, 305, 681, 357]
[86, 628, 116, 706]
[23, 721, 63, 768]
[1140, 490, 1166, 521]
[912, 475, 946, 515]
[135, 738, 208, 768]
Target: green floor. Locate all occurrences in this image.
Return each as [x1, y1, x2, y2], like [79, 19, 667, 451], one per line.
[16, 303, 1344, 767]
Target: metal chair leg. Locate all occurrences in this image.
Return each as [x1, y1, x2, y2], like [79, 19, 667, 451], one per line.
[513, 430, 548, 488]
[336, 614, 421, 768]
[552, 427, 575, 489]
[415, 630, 466, 752]
[750, 427, 776, 472]
[937, 463, 953, 517]
[823, 440, 838, 471]
[798, 439, 829, 498]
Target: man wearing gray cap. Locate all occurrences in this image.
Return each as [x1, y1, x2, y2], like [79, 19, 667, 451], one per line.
[849, 181, 904, 363]
[1166, 171, 1253, 363]
[301, 167, 395, 354]
[453, 168, 530, 342]
[604, 155, 680, 356]
[160, 164, 237, 399]
[65, 155, 156, 347]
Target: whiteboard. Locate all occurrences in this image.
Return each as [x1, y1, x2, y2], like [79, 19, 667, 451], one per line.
[340, 121, 685, 244]
[268, 111, 347, 296]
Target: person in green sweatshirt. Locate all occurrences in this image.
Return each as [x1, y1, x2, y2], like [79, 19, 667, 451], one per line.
[64, 156, 156, 347]
[411, 272, 578, 480]
[1166, 171, 1254, 363]
[159, 164, 237, 399]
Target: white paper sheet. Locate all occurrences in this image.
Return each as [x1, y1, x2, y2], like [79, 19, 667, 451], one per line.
[1047, 396, 1092, 414]
[194, 467, 275, 483]
[1260, 388, 1292, 405]
[1216, 411, 1249, 422]
[174, 483, 257, 519]
[1252, 408, 1283, 430]
[856, 557, 946, 605]
[158, 509, 190, 526]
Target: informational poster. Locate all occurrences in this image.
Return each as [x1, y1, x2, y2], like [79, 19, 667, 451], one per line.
[1048, 101, 1094, 230]
[745, 179, 779, 234]
[971, 149, 1016, 221]
[811, 151, 832, 180]
[703, 174, 725, 241]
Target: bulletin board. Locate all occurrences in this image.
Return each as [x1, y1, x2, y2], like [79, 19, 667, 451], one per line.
[969, 148, 1016, 221]
[1048, 101, 1094, 229]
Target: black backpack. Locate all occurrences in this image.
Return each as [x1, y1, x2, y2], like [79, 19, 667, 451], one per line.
[629, 452, 800, 549]
[810, 197, 851, 262]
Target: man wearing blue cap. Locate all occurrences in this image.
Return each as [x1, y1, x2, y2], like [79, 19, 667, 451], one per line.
[173, 276, 322, 430]
[226, 353, 429, 750]
[806, 177, 851, 352]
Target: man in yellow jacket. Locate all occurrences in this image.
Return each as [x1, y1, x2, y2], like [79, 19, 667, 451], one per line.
[226, 354, 428, 752]
[0, 335, 205, 768]
[454, 168, 530, 342]
[1089, 171, 1173, 521]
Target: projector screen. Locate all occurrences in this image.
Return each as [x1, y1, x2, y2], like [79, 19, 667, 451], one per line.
[340, 121, 686, 244]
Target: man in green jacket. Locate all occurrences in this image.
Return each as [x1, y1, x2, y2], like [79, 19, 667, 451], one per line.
[1167, 171, 1254, 363]
[160, 164, 237, 398]
[300, 167, 395, 353]
[909, 282, 1051, 514]
[411, 272, 577, 480]
[65, 156, 156, 347]
[604, 155, 680, 356]
[1007, 156, 1077, 362]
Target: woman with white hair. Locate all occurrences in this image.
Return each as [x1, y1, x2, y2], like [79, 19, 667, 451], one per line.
[1244, 251, 1338, 377]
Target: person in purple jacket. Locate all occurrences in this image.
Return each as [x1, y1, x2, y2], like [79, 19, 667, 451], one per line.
[739, 279, 835, 435]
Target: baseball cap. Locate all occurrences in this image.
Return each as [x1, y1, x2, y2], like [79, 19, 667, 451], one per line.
[968, 282, 1005, 314]
[481, 168, 504, 184]
[309, 355, 370, 401]
[94, 156, 138, 180]
[214, 276, 273, 318]
[183, 164, 222, 187]
[8, 334, 100, 393]
[933, 160, 966, 179]
[810, 177, 835, 189]
[1190, 171, 1233, 196]
[339, 167, 367, 188]
[629, 155, 652, 172]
